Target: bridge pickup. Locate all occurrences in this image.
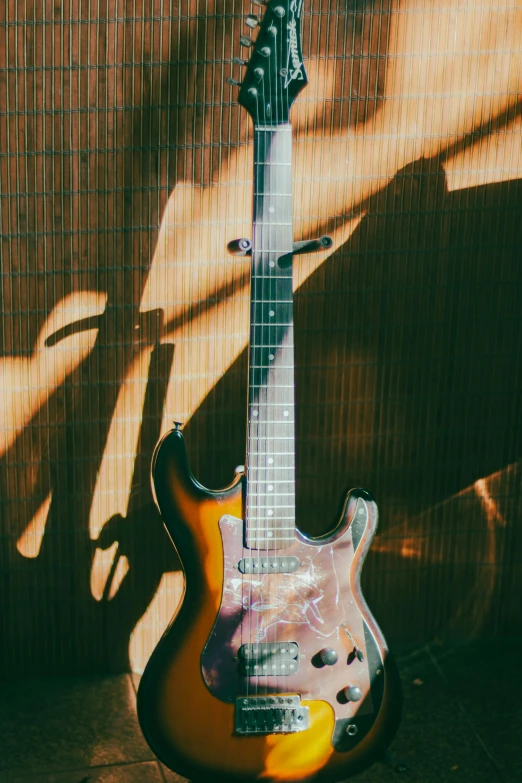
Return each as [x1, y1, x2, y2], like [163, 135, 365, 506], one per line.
[238, 556, 300, 574]
[235, 695, 309, 735]
[238, 642, 300, 676]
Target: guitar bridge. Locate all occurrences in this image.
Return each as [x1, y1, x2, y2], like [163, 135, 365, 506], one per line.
[235, 695, 309, 735]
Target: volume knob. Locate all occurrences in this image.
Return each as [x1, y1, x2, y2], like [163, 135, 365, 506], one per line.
[344, 686, 362, 702]
[320, 648, 338, 666]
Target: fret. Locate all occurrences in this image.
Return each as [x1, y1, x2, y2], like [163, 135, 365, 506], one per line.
[247, 534, 295, 539]
[248, 468, 295, 472]
[248, 423, 295, 428]
[248, 479, 295, 483]
[248, 451, 294, 455]
[252, 221, 293, 227]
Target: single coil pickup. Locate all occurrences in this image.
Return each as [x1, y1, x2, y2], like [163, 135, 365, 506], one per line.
[235, 695, 309, 734]
[238, 556, 300, 574]
[241, 659, 299, 676]
[239, 642, 299, 661]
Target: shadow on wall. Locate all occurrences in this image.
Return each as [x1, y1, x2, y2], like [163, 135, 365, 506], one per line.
[0, 2, 521, 677]
[182, 156, 522, 648]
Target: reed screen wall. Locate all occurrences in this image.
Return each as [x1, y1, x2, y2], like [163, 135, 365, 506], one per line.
[0, 0, 521, 676]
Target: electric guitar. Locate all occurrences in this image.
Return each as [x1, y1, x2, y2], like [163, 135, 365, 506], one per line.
[137, 2, 402, 780]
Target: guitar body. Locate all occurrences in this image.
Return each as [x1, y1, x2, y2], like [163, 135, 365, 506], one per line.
[137, 428, 402, 782]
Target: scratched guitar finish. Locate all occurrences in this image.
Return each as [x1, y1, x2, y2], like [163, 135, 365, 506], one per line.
[137, 1, 401, 780]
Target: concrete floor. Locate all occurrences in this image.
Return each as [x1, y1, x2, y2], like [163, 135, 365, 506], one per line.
[0, 640, 520, 782]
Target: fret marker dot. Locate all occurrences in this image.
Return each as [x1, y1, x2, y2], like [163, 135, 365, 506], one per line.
[269, 261, 275, 267]
[269, 310, 275, 317]
[268, 485, 273, 491]
[268, 458, 274, 464]
[253, 410, 258, 417]
[269, 206, 275, 213]
[283, 410, 289, 417]
[267, 530, 273, 537]
[269, 354, 274, 360]
[267, 510, 273, 516]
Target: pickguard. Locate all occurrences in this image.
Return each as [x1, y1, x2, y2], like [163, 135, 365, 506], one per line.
[201, 496, 385, 749]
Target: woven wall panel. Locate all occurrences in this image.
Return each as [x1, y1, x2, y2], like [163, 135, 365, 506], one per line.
[0, 1, 521, 675]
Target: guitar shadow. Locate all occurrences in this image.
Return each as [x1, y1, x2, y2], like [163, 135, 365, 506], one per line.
[181, 155, 522, 645]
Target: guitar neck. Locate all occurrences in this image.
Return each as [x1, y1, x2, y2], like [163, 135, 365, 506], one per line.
[245, 125, 296, 550]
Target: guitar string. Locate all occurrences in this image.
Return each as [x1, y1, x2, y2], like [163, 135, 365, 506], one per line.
[283, 6, 292, 702]
[252, 83, 261, 703]
[254, 77, 263, 702]
[274, 7, 284, 704]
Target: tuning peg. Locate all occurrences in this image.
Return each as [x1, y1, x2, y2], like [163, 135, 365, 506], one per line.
[227, 238, 252, 257]
[251, 0, 267, 6]
[240, 35, 254, 48]
[226, 77, 241, 87]
[233, 57, 248, 66]
[245, 14, 259, 29]
[253, 67, 264, 82]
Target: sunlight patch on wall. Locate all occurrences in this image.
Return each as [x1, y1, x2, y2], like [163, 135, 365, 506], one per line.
[444, 115, 522, 192]
[16, 491, 53, 559]
[89, 349, 154, 541]
[91, 542, 130, 602]
[129, 570, 184, 674]
[0, 292, 106, 457]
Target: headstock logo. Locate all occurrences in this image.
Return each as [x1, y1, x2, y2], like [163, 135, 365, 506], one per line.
[284, 0, 304, 88]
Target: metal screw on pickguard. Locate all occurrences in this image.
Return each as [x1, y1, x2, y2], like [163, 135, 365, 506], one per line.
[280, 68, 288, 77]
[346, 724, 358, 736]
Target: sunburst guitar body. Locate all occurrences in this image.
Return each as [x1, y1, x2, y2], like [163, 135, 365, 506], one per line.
[137, 2, 401, 779]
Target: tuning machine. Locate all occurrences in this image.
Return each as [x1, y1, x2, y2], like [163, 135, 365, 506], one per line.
[240, 35, 254, 48]
[245, 14, 260, 29]
[226, 77, 242, 87]
[227, 238, 252, 257]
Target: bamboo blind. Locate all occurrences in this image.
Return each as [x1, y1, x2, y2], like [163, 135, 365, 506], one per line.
[0, 0, 521, 676]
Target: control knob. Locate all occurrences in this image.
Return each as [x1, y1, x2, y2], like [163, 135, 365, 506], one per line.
[344, 686, 362, 702]
[319, 648, 338, 666]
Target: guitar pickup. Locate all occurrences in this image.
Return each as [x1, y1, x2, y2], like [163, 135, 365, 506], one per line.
[238, 642, 300, 676]
[235, 694, 309, 735]
[238, 556, 300, 574]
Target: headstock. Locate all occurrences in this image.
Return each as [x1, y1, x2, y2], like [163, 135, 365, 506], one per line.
[228, 0, 308, 126]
